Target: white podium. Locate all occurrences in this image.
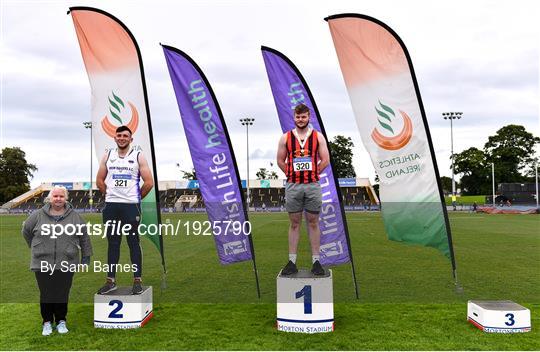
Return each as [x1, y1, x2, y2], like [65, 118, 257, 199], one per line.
[467, 300, 531, 333]
[94, 286, 153, 329]
[277, 269, 333, 333]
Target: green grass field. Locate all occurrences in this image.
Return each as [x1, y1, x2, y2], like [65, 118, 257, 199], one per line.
[445, 195, 487, 205]
[1, 211, 539, 350]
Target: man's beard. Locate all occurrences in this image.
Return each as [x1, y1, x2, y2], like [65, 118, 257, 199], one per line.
[295, 122, 309, 130]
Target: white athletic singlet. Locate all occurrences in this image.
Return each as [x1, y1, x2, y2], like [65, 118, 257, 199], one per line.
[104, 148, 141, 203]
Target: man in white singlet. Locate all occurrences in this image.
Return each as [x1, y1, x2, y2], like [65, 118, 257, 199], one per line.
[96, 126, 154, 295]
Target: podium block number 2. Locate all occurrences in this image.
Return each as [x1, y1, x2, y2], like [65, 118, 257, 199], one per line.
[108, 300, 124, 318]
[295, 285, 312, 314]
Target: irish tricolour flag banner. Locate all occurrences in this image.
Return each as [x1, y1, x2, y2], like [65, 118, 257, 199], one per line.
[70, 7, 165, 271]
[326, 14, 456, 270]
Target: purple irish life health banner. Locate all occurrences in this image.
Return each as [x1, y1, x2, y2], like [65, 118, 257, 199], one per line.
[261, 46, 355, 269]
[163, 45, 254, 265]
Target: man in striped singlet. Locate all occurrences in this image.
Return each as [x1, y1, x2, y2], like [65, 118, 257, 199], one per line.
[276, 103, 330, 276]
[96, 126, 154, 295]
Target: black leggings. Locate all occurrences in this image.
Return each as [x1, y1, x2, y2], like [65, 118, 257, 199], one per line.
[103, 202, 142, 278]
[35, 271, 74, 324]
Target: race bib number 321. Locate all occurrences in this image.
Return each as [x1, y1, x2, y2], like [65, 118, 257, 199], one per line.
[112, 174, 131, 187]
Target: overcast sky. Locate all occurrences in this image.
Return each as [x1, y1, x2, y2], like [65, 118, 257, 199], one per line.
[1, 0, 539, 188]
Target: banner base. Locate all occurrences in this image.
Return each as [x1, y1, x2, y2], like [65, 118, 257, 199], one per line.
[277, 269, 334, 334]
[94, 286, 153, 329]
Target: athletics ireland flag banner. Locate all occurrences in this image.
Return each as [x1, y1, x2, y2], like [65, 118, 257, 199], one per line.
[70, 7, 165, 271]
[261, 47, 354, 268]
[326, 14, 456, 268]
[162, 45, 257, 268]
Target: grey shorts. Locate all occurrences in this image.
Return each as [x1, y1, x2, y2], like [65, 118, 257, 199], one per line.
[285, 182, 322, 214]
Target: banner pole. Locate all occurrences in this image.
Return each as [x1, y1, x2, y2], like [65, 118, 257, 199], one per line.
[247, 235, 261, 299]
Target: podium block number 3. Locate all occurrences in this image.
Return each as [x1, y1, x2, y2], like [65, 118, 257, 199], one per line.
[295, 285, 312, 314]
[108, 300, 124, 318]
[505, 313, 515, 326]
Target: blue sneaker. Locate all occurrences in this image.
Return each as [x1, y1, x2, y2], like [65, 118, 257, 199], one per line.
[132, 279, 143, 295]
[97, 278, 117, 294]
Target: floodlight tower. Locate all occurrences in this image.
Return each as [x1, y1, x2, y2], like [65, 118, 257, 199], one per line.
[442, 112, 463, 197]
[492, 163, 496, 207]
[239, 117, 255, 207]
[534, 142, 540, 209]
[83, 121, 93, 209]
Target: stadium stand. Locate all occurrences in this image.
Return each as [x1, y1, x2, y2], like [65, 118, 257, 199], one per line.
[6, 179, 380, 213]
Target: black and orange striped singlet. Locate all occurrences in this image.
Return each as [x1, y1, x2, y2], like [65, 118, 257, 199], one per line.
[286, 129, 320, 184]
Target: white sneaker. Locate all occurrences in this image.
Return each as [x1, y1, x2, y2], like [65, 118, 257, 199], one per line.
[42, 322, 53, 336]
[56, 320, 69, 334]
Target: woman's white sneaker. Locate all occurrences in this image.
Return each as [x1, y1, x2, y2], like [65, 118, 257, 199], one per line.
[42, 322, 53, 336]
[56, 320, 69, 334]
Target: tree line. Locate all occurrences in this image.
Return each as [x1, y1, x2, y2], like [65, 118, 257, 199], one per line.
[0, 147, 37, 203]
[451, 124, 539, 195]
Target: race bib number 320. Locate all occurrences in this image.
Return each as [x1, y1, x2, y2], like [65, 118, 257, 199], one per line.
[293, 157, 312, 171]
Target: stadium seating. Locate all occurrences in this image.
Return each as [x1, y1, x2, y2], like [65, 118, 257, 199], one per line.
[10, 186, 377, 212]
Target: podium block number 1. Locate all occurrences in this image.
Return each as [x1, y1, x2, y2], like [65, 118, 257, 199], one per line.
[108, 300, 124, 318]
[295, 285, 312, 314]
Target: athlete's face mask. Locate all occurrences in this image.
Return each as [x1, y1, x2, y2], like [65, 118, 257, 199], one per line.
[294, 112, 310, 129]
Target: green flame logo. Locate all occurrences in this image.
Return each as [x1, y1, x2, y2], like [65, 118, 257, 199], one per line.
[375, 100, 395, 135]
[371, 101, 413, 150]
[108, 91, 125, 124]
